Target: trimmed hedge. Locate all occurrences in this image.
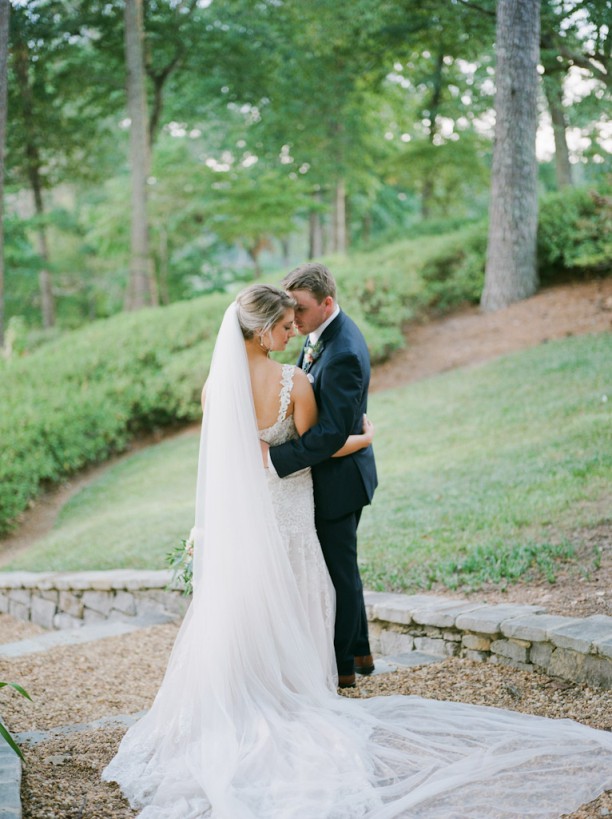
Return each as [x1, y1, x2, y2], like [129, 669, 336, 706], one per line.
[1, 189, 609, 534]
[538, 187, 612, 280]
[0, 295, 226, 534]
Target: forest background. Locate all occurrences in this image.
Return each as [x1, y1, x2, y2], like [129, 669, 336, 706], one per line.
[0, 0, 610, 581]
[0, 0, 610, 337]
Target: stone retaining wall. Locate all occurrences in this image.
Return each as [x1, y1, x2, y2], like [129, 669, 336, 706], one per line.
[365, 591, 612, 689]
[1, 572, 610, 689]
[0, 570, 187, 630]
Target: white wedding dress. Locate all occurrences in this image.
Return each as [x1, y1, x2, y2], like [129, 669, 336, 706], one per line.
[259, 364, 337, 690]
[103, 305, 612, 818]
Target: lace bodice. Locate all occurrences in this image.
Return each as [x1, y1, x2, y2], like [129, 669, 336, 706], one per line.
[259, 364, 299, 446]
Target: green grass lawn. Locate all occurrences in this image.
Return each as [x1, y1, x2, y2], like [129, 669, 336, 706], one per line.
[5, 333, 610, 592]
[3, 431, 200, 572]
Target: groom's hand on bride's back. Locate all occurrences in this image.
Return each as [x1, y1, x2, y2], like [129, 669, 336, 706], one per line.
[260, 439, 270, 468]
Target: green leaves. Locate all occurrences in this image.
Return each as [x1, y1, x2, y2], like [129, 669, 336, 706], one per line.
[0, 682, 31, 700]
[423, 540, 578, 591]
[537, 187, 612, 278]
[166, 537, 194, 597]
[0, 681, 32, 760]
[0, 293, 225, 534]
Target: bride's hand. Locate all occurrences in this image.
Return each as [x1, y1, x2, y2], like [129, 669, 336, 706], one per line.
[331, 415, 374, 458]
[362, 414, 374, 445]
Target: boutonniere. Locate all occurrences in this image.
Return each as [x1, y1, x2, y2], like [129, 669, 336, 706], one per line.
[302, 339, 324, 373]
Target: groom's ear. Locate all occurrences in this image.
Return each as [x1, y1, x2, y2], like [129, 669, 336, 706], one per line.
[323, 295, 335, 315]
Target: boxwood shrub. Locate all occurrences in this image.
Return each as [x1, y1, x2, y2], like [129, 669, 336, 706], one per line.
[1, 190, 608, 534]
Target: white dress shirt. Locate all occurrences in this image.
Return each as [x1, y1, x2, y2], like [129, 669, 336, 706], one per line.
[308, 305, 340, 345]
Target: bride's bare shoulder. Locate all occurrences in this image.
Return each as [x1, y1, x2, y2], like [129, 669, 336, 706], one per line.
[291, 367, 314, 397]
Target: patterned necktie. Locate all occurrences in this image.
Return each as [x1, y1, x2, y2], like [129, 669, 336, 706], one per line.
[301, 336, 312, 371]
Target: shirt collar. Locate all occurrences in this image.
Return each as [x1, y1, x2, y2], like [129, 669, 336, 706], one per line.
[309, 305, 340, 344]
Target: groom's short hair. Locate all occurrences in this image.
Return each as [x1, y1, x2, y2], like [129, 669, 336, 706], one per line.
[282, 263, 336, 303]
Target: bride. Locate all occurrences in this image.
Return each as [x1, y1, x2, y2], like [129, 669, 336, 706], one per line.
[103, 285, 612, 818]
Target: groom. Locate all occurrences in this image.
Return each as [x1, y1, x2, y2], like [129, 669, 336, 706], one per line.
[269, 262, 377, 688]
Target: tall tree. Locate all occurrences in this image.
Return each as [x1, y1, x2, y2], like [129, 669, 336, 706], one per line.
[481, 0, 541, 311]
[124, 0, 156, 309]
[541, 66, 573, 188]
[6, 1, 119, 329]
[210, 0, 414, 255]
[11, 11, 55, 327]
[539, 0, 611, 189]
[0, 0, 8, 346]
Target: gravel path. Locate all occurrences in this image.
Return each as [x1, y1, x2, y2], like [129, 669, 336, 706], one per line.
[0, 614, 610, 818]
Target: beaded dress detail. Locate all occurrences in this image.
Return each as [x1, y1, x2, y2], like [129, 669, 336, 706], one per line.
[259, 364, 336, 687]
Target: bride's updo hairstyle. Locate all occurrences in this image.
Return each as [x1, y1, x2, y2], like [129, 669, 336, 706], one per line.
[235, 284, 296, 340]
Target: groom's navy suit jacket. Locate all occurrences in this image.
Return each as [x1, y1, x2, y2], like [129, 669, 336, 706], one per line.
[270, 310, 377, 520]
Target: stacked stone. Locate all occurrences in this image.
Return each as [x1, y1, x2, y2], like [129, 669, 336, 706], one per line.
[365, 592, 612, 689]
[1, 575, 610, 689]
[0, 570, 187, 630]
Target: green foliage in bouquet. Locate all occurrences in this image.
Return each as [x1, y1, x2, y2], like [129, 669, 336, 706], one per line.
[167, 535, 194, 596]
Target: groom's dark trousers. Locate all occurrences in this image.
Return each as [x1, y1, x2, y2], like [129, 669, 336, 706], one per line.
[270, 310, 377, 677]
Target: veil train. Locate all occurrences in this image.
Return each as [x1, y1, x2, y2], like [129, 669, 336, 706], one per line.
[103, 303, 612, 818]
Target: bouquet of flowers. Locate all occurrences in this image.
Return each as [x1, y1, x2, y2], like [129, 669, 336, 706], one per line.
[167, 530, 194, 596]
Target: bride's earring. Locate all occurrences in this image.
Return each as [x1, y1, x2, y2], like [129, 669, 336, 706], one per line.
[259, 333, 270, 355]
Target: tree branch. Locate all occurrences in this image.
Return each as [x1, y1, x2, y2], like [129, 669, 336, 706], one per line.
[557, 43, 610, 86]
[454, 0, 496, 18]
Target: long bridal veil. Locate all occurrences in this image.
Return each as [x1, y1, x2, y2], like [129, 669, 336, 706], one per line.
[104, 303, 612, 818]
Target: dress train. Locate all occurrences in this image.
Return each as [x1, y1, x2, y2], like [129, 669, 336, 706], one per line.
[103, 310, 612, 818]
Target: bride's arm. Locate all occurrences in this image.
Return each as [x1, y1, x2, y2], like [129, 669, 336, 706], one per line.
[292, 370, 318, 435]
[292, 370, 374, 457]
[332, 414, 374, 457]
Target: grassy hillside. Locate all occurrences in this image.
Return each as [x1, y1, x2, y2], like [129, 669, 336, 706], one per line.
[0, 223, 487, 535]
[1, 184, 608, 535]
[5, 333, 609, 593]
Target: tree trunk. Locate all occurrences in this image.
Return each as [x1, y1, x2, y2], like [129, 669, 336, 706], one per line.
[124, 0, 156, 310]
[157, 225, 170, 305]
[322, 217, 330, 255]
[332, 178, 347, 254]
[421, 178, 434, 221]
[145, 0, 198, 144]
[281, 237, 290, 266]
[247, 246, 262, 278]
[308, 191, 323, 259]
[362, 212, 372, 245]
[0, 0, 9, 346]
[13, 32, 56, 327]
[32, 182, 55, 329]
[543, 72, 573, 188]
[481, 0, 541, 312]
[421, 51, 444, 221]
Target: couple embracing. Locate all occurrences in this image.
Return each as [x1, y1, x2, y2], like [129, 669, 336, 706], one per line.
[261, 262, 378, 690]
[103, 262, 612, 818]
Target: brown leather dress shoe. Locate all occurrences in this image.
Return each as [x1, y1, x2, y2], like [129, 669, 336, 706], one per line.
[354, 655, 375, 675]
[338, 673, 356, 688]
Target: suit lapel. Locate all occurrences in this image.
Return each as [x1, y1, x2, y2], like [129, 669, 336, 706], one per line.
[297, 311, 345, 373]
